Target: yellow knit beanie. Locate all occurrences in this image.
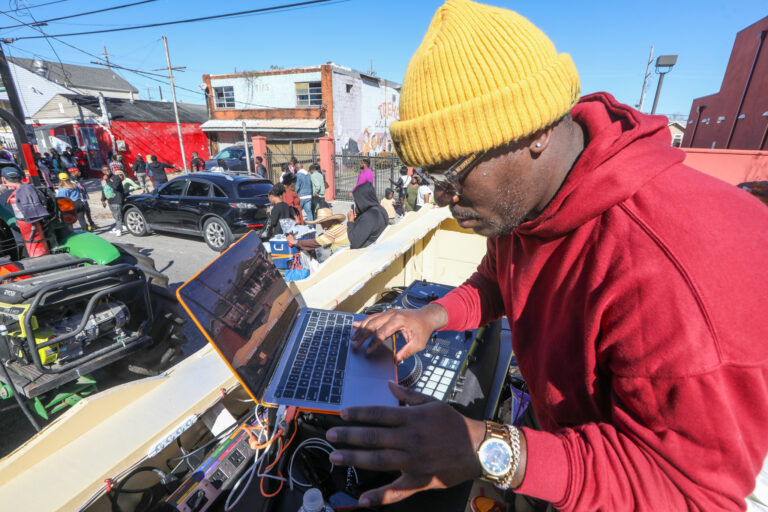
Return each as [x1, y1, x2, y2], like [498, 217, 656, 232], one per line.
[390, 0, 580, 168]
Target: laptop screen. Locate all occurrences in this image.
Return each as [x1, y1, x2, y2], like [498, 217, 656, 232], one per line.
[178, 231, 299, 399]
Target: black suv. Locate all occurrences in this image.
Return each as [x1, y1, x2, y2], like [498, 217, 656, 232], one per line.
[122, 173, 271, 251]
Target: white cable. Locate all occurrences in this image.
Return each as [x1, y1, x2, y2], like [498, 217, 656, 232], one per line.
[288, 437, 356, 490]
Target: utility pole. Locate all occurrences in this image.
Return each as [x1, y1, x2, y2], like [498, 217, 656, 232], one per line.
[158, 85, 163, 101]
[103, 45, 111, 69]
[0, 42, 38, 182]
[242, 121, 252, 174]
[161, 36, 187, 172]
[147, 87, 152, 100]
[636, 45, 653, 111]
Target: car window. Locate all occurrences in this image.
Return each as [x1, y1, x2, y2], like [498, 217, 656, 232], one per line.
[237, 181, 272, 198]
[216, 148, 243, 160]
[213, 184, 228, 198]
[159, 179, 187, 196]
[186, 180, 211, 197]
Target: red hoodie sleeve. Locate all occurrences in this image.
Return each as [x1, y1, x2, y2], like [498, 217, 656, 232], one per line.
[433, 237, 506, 331]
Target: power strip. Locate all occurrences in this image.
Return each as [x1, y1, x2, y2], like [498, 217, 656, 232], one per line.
[165, 421, 257, 512]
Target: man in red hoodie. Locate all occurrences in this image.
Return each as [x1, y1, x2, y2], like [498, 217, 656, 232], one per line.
[328, 1, 768, 510]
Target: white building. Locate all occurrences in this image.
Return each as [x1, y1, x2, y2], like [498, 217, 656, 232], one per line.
[201, 63, 401, 157]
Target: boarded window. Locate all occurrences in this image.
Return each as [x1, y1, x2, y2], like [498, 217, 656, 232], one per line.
[295, 81, 322, 107]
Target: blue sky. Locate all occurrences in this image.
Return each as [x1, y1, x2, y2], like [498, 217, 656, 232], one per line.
[1, 0, 766, 118]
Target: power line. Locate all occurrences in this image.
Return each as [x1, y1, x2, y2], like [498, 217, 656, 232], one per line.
[0, 3, 317, 110]
[15, 2, 73, 85]
[3, 0, 68, 13]
[0, 0, 157, 30]
[5, 0, 335, 40]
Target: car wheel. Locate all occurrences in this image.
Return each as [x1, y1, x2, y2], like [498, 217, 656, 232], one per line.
[124, 207, 148, 236]
[203, 217, 232, 252]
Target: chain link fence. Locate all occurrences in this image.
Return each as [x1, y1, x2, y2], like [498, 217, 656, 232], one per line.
[334, 153, 403, 199]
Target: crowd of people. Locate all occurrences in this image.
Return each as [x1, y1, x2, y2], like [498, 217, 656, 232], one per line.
[14, 145, 428, 253]
[261, 157, 427, 270]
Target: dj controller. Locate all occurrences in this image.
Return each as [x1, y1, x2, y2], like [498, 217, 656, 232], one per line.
[391, 281, 484, 403]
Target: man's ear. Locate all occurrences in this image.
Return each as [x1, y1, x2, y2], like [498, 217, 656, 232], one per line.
[529, 126, 553, 156]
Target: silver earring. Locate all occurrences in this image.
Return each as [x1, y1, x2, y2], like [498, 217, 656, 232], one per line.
[535, 142, 542, 148]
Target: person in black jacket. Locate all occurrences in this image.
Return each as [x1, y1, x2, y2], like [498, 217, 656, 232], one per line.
[260, 183, 297, 240]
[347, 182, 388, 249]
[132, 154, 148, 192]
[147, 155, 175, 187]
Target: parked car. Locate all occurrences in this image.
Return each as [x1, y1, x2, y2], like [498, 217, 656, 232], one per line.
[204, 144, 253, 172]
[122, 173, 271, 251]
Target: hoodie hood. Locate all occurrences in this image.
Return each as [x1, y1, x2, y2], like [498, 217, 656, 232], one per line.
[352, 182, 381, 213]
[516, 92, 685, 239]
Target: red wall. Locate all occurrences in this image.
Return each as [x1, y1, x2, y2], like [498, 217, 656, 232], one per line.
[106, 121, 209, 177]
[683, 148, 768, 185]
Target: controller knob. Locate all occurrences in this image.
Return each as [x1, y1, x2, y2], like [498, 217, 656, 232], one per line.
[397, 355, 423, 388]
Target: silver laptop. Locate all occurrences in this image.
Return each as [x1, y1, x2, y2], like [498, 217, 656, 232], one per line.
[176, 230, 398, 413]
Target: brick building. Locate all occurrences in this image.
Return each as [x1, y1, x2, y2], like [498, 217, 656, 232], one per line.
[682, 16, 768, 150]
[201, 63, 401, 159]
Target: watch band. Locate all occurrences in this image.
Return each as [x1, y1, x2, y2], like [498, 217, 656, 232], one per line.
[500, 424, 521, 490]
[479, 421, 521, 490]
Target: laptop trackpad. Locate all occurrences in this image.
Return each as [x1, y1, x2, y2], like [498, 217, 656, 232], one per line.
[341, 344, 398, 407]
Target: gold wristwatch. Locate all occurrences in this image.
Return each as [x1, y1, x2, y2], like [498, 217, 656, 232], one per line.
[477, 421, 520, 490]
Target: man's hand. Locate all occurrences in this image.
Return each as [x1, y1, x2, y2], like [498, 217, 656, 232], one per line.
[326, 381, 486, 507]
[347, 209, 357, 222]
[286, 233, 296, 245]
[101, 201, 106, 208]
[352, 303, 448, 363]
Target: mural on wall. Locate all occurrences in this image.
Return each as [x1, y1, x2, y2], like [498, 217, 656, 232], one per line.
[344, 99, 399, 155]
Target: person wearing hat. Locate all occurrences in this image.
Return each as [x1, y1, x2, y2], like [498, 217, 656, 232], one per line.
[68, 168, 97, 231]
[1, 165, 51, 256]
[114, 168, 140, 195]
[286, 207, 348, 261]
[56, 172, 89, 231]
[328, 1, 768, 510]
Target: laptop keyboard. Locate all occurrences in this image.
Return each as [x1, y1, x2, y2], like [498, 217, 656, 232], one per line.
[274, 311, 353, 404]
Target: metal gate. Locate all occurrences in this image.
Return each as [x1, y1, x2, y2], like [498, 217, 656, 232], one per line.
[334, 153, 403, 198]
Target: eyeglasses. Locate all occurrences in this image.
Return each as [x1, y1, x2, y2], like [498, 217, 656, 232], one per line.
[422, 150, 487, 199]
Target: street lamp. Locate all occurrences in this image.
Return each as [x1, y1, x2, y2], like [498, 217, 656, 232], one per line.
[651, 54, 678, 115]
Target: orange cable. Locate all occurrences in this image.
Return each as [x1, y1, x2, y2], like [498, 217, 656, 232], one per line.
[259, 415, 299, 498]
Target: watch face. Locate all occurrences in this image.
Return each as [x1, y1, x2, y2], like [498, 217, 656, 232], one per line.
[478, 438, 512, 477]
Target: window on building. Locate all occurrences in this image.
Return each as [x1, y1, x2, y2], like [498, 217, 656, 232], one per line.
[214, 86, 235, 109]
[296, 81, 322, 107]
[672, 133, 683, 147]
